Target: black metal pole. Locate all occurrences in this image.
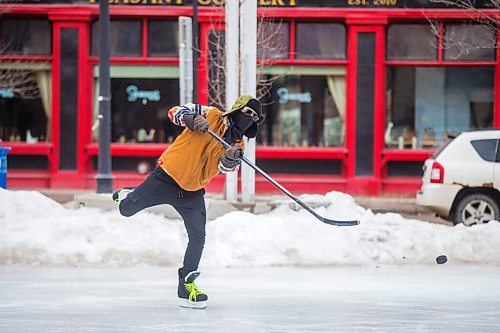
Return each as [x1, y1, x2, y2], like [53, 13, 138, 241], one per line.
[96, 0, 113, 193]
[192, 0, 199, 103]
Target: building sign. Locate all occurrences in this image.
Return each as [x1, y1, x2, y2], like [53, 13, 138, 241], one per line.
[8, 0, 494, 8]
[0, 88, 14, 99]
[126, 85, 160, 105]
[277, 87, 311, 104]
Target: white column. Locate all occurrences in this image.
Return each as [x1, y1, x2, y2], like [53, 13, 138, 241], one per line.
[240, 0, 258, 203]
[224, 0, 239, 202]
[178, 17, 193, 105]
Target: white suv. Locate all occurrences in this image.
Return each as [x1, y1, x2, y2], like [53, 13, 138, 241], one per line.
[416, 130, 500, 226]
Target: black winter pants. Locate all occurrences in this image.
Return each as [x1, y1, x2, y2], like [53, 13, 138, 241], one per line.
[119, 166, 206, 272]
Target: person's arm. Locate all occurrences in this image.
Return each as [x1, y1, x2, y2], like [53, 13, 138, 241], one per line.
[218, 143, 243, 174]
[168, 103, 209, 131]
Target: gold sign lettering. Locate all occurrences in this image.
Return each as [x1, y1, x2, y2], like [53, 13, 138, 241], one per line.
[87, 0, 296, 5]
[347, 0, 398, 5]
[88, 0, 183, 4]
[213, 0, 224, 5]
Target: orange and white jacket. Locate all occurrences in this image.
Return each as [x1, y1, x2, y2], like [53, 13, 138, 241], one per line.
[158, 103, 244, 191]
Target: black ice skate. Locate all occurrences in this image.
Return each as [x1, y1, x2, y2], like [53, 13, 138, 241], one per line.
[178, 268, 208, 309]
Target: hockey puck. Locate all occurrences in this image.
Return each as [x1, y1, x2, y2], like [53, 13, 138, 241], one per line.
[436, 255, 447, 264]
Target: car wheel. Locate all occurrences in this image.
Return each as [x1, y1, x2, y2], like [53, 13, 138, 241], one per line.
[453, 193, 499, 226]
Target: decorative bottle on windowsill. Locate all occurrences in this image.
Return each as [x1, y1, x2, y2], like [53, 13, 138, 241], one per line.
[398, 136, 404, 149]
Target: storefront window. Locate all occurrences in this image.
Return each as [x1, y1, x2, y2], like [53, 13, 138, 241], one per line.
[0, 64, 52, 143]
[387, 24, 437, 61]
[91, 20, 142, 57]
[110, 78, 180, 143]
[257, 67, 346, 147]
[93, 66, 181, 144]
[296, 23, 346, 60]
[386, 67, 494, 149]
[444, 24, 496, 61]
[0, 18, 52, 55]
[257, 21, 289, 60]
[148, 20, 178, 57]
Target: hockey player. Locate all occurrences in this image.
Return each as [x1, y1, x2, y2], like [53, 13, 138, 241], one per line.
[113, 95, 262, 309]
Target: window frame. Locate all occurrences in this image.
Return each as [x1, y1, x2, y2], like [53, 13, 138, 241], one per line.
[89, 17, 180, 63]
[0, 16, 53, 56]
[384, 20, 497, 158]
[386, 23, 438, 62]
[89, 64, 180, 144]
[256, 19, 348, 66]
[253, 20, 349, 163]
[0, 16, 54, 159]
[386, 21, 497, 66]
[295, 21, 347, 60]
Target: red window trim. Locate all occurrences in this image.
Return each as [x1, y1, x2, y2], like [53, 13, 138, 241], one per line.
[2, 142, 53, 155]
[385, 21, 497, 66]
[0, 56, 53, 61]
[85, 143, 168, 157]
[85, 143, 349, 161]
[256, 146, 348, 160]
[88, 57, 179, 65]
[385, 61, 497, 66]
[382, 149, 433, 162]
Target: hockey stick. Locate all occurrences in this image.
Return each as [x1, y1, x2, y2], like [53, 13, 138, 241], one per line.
[208, 129, 360, 227]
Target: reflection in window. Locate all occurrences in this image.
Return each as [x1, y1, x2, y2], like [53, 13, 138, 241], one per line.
[257, 21, 289, 59]
[0, 18, 52, 55]
[96, 78, 181, 144]
[148, 20, 178, 57]
[386, 67, 494, 149]
[0, 67, 52, 142]
[444, 24, 496, 61]
[296, 23, 346, 60]
[257, 74, 346, 147]
[91, 20, 142, 57]
[387, 24, 437, 61]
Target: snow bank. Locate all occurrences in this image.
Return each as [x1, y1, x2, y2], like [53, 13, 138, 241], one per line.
[1, 189, 499, 267]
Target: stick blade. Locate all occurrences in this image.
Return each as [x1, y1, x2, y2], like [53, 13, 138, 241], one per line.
[322, 218, 360, 227]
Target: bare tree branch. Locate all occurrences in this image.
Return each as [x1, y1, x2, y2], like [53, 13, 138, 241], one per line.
[202, 4, 283, 113]
[426, 0, 498, 60]
[0, 1, 43, 99]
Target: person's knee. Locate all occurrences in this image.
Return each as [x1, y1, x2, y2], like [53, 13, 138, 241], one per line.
[187, 231, 206, 248]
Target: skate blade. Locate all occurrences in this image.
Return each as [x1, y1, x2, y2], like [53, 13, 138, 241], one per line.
[179, 298, 207, 309]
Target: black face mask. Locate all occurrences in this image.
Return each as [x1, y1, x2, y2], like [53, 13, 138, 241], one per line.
[223, 111, 255, 144]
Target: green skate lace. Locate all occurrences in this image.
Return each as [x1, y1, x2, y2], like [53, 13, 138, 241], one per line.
[185, 282, 205, 302]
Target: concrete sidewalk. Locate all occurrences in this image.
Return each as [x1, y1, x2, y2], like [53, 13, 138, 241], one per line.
[36, 188, 451, 225]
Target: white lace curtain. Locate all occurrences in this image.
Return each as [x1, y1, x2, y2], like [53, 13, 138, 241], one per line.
[36, 71, 52, 141]
[326, 75, 346, 145]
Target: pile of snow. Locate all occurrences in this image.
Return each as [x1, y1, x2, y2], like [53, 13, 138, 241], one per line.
[1, 189, 499, 267]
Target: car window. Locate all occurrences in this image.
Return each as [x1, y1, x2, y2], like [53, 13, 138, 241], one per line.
[471, 139, 497, 162]
[496, 140, 500, 163]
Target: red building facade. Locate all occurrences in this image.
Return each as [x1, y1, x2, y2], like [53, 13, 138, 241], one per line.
[0, 0, 498, 195]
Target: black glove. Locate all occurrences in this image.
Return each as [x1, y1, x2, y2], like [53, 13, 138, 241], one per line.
[220, 144, 243, 169]
[184, 112, 209, 132]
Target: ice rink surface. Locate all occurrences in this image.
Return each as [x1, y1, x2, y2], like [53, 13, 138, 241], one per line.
[1, 265, 499, 333]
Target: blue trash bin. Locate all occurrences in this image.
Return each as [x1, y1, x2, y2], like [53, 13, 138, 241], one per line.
[0, 146, 11, 189]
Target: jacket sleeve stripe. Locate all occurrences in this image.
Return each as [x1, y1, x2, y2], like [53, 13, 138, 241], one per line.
[168, 103, 211, 126]
[218, 161, 240, 174]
